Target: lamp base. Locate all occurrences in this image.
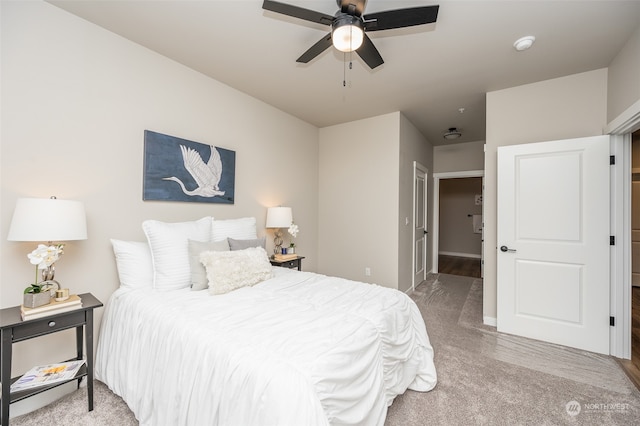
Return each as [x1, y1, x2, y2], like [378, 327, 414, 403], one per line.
[273, 229, 284, 255]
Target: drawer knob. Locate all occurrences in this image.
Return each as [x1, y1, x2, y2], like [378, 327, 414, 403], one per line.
[48, 321, 56, 327]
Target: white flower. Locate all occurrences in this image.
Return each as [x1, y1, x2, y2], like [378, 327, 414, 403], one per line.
[288, 223, 299, 238]
[27, 244, 64, 269]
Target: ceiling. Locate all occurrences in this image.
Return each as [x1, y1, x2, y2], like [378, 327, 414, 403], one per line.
[48, 0, 640, 145]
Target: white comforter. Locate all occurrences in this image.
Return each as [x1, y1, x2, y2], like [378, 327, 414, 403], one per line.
[96, 268, 437, 426]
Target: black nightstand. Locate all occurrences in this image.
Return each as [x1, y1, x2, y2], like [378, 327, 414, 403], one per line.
[0, 292, 103, 425]
[270, 256, 305, 271]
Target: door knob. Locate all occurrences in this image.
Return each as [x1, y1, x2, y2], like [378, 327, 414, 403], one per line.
[500, 245, 516, 253]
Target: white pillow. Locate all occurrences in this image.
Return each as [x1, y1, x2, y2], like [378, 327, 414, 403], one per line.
[142, 217, 212, 291]
[188, 239, 229, 291]
[200, 247, 273, 295]
[110, 239, 153, 289]
[211, 217, 257, 242]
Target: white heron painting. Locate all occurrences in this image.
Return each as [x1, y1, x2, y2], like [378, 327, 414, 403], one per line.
[143, 130, 235, 204]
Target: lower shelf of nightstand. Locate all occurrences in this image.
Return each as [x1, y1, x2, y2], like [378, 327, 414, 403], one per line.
[6, 360, 87, 404]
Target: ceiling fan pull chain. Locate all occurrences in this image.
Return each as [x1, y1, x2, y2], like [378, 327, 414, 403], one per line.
[343, 52, 347, 87]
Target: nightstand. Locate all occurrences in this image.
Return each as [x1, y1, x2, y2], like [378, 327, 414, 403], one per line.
[0, 293, 103, 425]
[270, 256, 305, 271]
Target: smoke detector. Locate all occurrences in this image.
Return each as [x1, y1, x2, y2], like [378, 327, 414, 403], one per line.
[514, 36, 535, 51]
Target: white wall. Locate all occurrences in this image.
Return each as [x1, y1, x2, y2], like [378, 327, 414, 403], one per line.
[318, 112, 431, 292]
[608, 24, 640, 123]
[433, 140, 485, 173]
[318, 112, 400, 288]
[1, 1, 318, 413]
[484, 68, 608, 321]
[398, 114, 433, 293]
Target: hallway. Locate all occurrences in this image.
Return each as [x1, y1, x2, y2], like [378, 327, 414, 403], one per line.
[437, 255, 481, 278]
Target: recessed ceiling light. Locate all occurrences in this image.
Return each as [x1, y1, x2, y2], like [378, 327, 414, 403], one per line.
[513, 36, 536, 51]
[444, 128, 462, 140]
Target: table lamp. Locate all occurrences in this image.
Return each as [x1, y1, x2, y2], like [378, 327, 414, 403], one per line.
[7, 196, 87, 289]
[266, 206, 292, 256]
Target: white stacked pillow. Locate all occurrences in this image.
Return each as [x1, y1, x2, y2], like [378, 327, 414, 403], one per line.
[211, 217, 257, 241]
[110, 239, 153, 289]
[112, 216, 267, 293]
[142, 217, 212, 291]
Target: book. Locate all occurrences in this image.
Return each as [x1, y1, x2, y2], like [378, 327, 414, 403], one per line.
[274, 254, 298, 261]
[21, 294, 82, 316]
[21, 303, 83, 321]
[10, 360, 85, 392]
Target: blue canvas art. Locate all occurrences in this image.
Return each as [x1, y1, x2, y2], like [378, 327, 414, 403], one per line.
[143, 130, 235, 204]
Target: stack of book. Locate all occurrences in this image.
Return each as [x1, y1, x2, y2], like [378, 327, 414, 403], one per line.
[20, 294, 82, 321]
[274, 253, 298, 261]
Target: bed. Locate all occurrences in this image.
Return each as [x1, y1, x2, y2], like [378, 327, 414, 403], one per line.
[96, 217, 437, 426]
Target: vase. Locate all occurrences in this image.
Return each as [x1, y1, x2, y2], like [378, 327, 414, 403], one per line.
[23, 291, 51, 308]
[287, 247, 295, 254]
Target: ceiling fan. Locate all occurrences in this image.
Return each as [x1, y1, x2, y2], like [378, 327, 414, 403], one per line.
[262, 0, 439, 69]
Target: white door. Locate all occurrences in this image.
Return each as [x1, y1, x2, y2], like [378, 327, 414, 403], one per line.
[413, 162, 428, 290]
[481, 177, 485, 279]
[497, 135, 610, 354]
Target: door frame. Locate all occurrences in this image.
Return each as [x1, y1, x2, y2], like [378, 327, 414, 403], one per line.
[412, 161, 428, 291]
[606, 99, 640, 359]
[432, 170, 484, 274]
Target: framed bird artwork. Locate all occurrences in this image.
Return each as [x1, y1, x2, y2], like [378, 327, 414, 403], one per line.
[143, 130, 235, 204]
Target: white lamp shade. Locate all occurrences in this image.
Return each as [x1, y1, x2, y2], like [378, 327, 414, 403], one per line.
[7, 198, 87, 242]
[332, 24, 364, 52]
[266, 207, 292, 228]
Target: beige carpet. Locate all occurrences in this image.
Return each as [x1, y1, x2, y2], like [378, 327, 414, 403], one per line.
[11, 274, 640, 425]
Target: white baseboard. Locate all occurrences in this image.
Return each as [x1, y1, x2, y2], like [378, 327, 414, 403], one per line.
[439, 251, 482, 259]
[483, 316, 497, 327]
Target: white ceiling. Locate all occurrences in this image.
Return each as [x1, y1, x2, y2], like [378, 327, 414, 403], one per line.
[48, 0, 640, 145]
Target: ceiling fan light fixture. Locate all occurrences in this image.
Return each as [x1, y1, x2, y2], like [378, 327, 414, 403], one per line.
[444, 127, 462, 140]
[332, 15, 364, 52]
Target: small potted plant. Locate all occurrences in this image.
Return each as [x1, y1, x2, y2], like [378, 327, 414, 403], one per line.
[287, 222, 299, 254]
[23, 244, 64, 308]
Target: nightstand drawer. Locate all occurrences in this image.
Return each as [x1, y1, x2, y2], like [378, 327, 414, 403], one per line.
[12, 310, 86, 341]
[281, 260, 298, 269]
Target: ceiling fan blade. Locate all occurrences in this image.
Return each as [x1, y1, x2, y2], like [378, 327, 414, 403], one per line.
[262, 0, 334, 25]
[356, 34, 384, 69]
[297, 33, 333, 63]
[339, 0, 367, 17]
[364, 5, 439, 32]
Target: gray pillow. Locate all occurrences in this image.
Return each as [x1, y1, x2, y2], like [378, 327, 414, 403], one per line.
[228, 237, 266, 251]
[188, 239, 230, 290]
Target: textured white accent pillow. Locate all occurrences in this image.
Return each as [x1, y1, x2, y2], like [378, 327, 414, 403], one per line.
[143, 217, 212, 291]
[111, 239, 153, 289]
[200, 247, 273, 295]
[188, 239, 229, 291]
[211, 217, 257, 242]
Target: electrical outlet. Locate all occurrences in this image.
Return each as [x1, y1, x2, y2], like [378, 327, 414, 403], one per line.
[365, 267, 371, 276]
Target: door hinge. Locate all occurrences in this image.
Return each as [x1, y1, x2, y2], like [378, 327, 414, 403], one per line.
[610, 316, 615, 326]
[610, 236, 615, 245]
[610, 155, 615, 165]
